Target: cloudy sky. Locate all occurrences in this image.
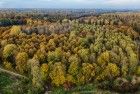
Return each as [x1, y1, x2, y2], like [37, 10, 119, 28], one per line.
[0, 0, 140, 9]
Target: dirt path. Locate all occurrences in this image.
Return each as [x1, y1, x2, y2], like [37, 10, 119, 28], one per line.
[0, 67, 28, 80]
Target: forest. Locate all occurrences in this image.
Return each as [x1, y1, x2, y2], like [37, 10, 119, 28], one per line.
[0, 9, 140, 94]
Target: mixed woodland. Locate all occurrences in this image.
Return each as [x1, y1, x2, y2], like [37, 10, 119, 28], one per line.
[0, 10, 140, 94]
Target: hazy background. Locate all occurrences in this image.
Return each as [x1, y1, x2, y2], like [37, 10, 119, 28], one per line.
[0, 0, 140, 9]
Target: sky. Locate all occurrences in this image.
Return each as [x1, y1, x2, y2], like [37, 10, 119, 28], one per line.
[0, 0, 140, 9]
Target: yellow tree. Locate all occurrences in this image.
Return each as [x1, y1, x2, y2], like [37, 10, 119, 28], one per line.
[78, 49, 89, 63]
[10, 26, 21, 35]
[47, 47, 63, 62]
[27, 58, 43, 91]
[68, 54, 80, 76]
[125, 46, 138, 73]
[3, 44, 17, 59]
[47, 39, 56, 50]
[136, 66, 140, 76]
[3, 61, 14, 71]
[49, 62, 66, 86]
[82, 63, 95, 83]
[34, 44, 47, 63]
[40, 63, 49, 82]
[96, 63, 120, 81]
[97, 51, 110, 68]
[15, 52, 28, 74]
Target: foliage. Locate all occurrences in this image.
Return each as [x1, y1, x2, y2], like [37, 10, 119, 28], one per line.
[40, 63, 49, 82]
[0, 73, 13, 88]
[15, 52, 28, 74]
[96, 63, 120, 81]
[0, 73, 30, 94]
[28, 58, 43, 91]
[3, 44, 17, 59]
[0, 12, 140, 93]
[50, 62, 66, 86]
[82, 63, 95, 83]
[78, 49, 89, 62]
[47, 47, 63, 62]
[68, 54, 80, 76]
[34, 45, 47, 63]
[136, 66, 140, 76]
[97, 51, 110, 68]
[3, 61, 13, 70]
[10, 26, 21, 35]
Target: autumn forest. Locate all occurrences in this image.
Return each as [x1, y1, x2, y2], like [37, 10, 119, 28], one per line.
[0, 9, 140, 94]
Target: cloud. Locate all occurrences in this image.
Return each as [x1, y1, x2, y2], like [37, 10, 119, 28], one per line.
[0, 0, 140, 9]
[0, 2, 4, 6]
[0, 3, 3, 7]
[105, 0, 140, 5]
[0, 0, 7, 7]
[103, 0, 140, 9]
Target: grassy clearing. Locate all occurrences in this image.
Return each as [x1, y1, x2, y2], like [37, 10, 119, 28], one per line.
[0, 72, 13, 89]
[1, 73, 140, 94]
[50, 84, 119, 94]
[0, 72, 30, 94]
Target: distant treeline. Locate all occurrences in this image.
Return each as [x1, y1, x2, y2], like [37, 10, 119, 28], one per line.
[0, 18, 26, 26]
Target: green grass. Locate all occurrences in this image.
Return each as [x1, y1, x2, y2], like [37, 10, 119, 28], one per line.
[0, 72, 14, 88]
[51, 84, 121, 94]
[0, 72, 139, 94]
[0, 72, 30, 94]
[51, 84, 102, 94]
[51, 87, 66, 94]
[0, 72, 14, 94]
[0, 71, 45, 94]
